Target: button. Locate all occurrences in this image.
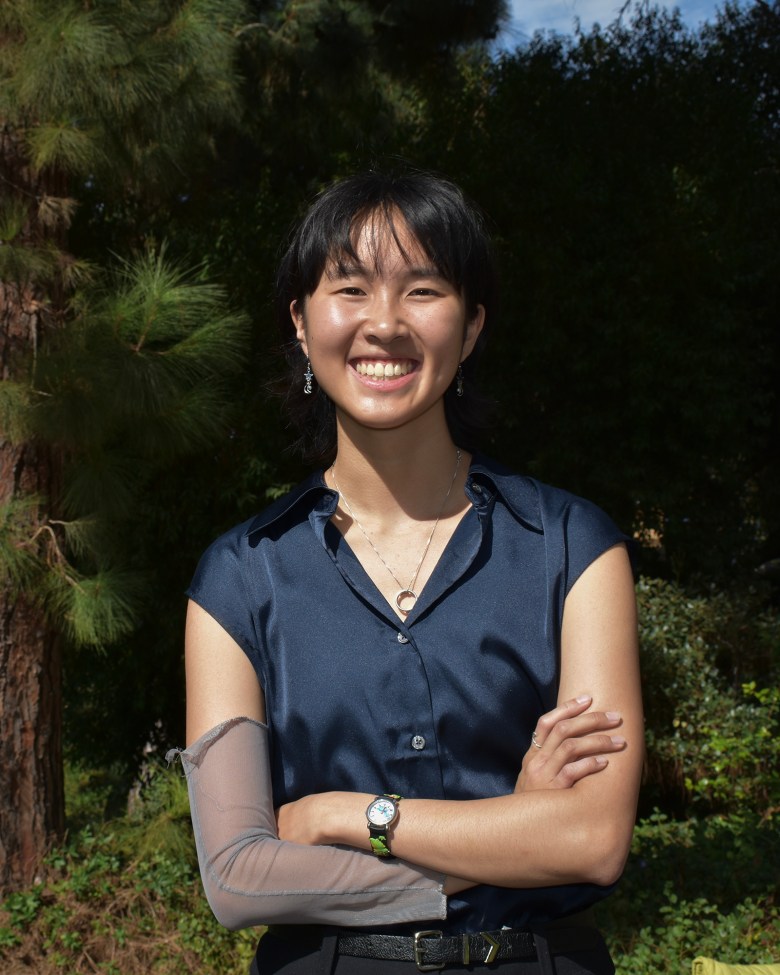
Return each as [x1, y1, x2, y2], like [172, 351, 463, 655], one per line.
[411, 735, 426, 750]
[472, 484, 483, 494]
[397, 632, 409, 644]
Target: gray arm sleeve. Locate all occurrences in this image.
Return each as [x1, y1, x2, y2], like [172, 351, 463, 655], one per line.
[171, 716, 447, 930]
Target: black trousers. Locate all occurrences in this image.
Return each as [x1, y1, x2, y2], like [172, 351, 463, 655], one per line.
[249, 926, 616, 975]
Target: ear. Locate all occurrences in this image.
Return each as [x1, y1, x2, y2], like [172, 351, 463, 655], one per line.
[290, 299, 308, 354]
[460, 304, 486, 362]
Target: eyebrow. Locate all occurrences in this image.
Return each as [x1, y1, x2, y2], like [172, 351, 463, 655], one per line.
[326, 262, 445, 280]
[406, 265, 446, 279]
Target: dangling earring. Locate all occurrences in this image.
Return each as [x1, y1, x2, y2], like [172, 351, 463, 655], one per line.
[303, 358, 313, 395]
[456, 364, 464, 398]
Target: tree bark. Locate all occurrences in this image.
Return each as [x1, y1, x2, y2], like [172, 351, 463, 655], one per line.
[0, 123, 66, 893]
[0, 580, 64, 894]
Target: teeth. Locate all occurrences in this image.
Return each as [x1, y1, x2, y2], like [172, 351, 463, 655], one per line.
[355, 361, 412, 379]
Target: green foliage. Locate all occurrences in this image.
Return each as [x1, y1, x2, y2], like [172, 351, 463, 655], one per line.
[42, 566, 146, 647]
[0, 248, 250, 654]
[0, 497, 42, 587]
[1, 2, 257, 807]
[611, 894, 778, 974]
[638, 578, 780, 815]
[0, 197, 30, 242]
[0, 761, 258, 973]
[63, 760, 136, 832]
[1, 0, 248, 187]
[0, 886, 44, 946]
[601, 812, 780, 973]
[34, 248, 249, 469]
[0, 237, 63, 286]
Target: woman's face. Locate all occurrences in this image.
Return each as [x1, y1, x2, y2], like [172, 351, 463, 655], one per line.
[291, 214, 484, 436]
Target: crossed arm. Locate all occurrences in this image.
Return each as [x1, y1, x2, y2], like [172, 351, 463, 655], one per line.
[185, 542, 642, 914]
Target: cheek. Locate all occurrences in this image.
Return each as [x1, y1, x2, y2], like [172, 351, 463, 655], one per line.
[418, 309, 468, 356]
[306, 307, 353, 351]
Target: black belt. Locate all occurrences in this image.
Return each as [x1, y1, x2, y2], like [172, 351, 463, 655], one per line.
[267, 919, 603, 971]
[340, 928, 536, 969]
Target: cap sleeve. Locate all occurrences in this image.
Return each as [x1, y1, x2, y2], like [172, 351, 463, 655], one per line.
[561, 496, 629, 596]
[187, 523, 260, 667]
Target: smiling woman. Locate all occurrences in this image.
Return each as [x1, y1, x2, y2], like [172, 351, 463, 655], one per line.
[277, 173, 497, 462]
[176, 170, 643, 975]
[290, 213, 484, 440]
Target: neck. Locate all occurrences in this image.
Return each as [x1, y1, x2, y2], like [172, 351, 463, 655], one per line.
[330, 410, 469, 521]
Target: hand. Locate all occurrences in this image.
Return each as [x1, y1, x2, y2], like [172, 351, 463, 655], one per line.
[515, 695, 626, 793]
[276, 791, 372, 848]
[276, 793, 323, 845]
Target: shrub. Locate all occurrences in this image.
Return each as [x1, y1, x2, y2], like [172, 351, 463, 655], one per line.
[599, 811, 780, 974]
[0, 762, 258, 975]
[638, 578, 780, 816]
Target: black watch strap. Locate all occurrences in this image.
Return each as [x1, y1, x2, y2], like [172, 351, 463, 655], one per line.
[367, 793, 401, 858]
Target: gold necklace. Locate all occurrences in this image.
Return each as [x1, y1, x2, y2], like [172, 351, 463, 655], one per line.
[330, 449, 462, 615]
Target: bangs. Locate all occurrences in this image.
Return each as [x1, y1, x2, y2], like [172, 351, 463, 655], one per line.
[324, 204, 444, 282]
[285, 171, 491, 310]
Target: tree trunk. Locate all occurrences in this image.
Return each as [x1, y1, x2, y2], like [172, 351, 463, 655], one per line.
[0, 121, 66, 893]
[0, 583, 64, 894]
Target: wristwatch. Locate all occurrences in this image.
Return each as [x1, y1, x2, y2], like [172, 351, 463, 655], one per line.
[366, 793, 402, 858]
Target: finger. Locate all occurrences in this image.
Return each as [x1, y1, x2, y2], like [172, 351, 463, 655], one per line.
[525, 731, 626, 782]
[553, 755, 610, 788]
[532, 694, 593, 747]
[539, 709, 622, 752]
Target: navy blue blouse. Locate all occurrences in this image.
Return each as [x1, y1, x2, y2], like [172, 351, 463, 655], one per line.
[187, 454, 627, 934]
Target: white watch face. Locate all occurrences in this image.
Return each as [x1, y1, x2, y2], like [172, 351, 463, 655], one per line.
[367, 797, 397, 826]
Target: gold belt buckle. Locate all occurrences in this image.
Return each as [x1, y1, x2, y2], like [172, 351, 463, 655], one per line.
[414, 930, 444, 971]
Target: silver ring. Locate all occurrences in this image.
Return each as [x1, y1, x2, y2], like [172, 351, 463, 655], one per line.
[531, 731, 542, 749]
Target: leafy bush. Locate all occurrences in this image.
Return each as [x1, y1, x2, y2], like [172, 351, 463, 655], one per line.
[0, 762, 258, 975]
[600, 812, 780, 974]
[638, 579, 780, 815]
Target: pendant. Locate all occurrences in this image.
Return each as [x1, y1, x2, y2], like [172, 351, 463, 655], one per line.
[395, 589, 418, 615]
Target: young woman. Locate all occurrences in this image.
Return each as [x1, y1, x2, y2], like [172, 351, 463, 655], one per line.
[178, 171, 643, 974]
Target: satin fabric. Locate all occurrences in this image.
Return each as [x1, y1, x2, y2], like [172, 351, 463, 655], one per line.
[188, 454, 627, 935]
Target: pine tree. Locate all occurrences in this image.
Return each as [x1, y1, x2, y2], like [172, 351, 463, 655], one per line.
[0, 0, 248, 892]
[1, 0, 512, 893]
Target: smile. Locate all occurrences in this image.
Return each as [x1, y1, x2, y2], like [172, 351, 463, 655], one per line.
[353, 360, 415, 380]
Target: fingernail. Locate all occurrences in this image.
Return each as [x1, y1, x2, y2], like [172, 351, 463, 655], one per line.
[576, 695, 592, 703]
[595, 757, 608, 767]
[611, 736, 626, 746]
[606, 711, 621, 721]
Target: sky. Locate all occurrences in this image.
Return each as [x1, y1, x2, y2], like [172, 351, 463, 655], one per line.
[503, 0, 724, 41]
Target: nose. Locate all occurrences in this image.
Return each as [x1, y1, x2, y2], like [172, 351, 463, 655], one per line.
[364, 291, 407, 343]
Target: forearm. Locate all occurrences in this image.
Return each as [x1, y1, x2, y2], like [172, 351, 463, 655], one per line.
[309, 778, 637, 889]
[278, 689, 642, 890]
[176, 717, 446, 930]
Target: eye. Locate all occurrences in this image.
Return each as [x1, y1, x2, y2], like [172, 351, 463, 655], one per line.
[338, 286, 365, 296]
[409, 287, 438, 297]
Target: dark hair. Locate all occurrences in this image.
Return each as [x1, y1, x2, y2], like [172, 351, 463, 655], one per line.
[275, 170, 498, 462]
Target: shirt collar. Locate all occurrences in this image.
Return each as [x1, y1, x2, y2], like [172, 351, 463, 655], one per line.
[244, 469, 334, 537]
[244, 454, 544, 537]
[468, 453, 543, 532]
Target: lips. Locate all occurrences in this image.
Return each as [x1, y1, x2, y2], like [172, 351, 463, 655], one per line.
[353, 359, 415, 380]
